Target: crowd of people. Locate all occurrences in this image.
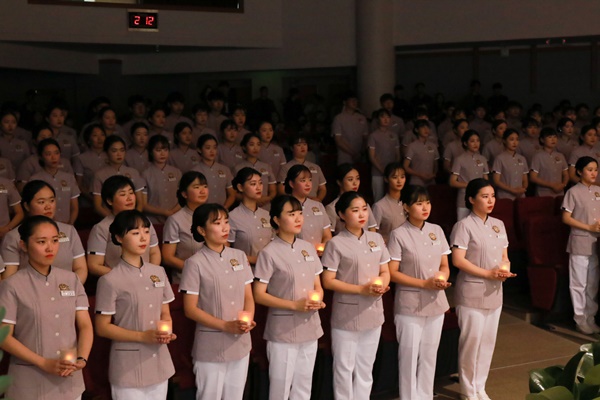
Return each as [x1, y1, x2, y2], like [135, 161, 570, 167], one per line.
[0, 81, 598, 400]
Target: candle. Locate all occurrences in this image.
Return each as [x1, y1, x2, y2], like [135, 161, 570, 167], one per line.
[157, 320, 173, 334]
[59, 347, 77, 363]
[499, 261, 511, 273]
[308, 290, 322, 302]
[435, 272, 446, 282]
[372, 277, 383, 287]
[316, 243, 325, 252]
[238, 311, 251, 325]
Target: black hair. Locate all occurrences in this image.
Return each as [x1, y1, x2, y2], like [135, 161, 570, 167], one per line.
[335, 163, 357, 183]
[191, 103, 209, 115]
[539, 127, 558, 145]
[21, 180, 56, 212]
[127, 95, 146, 108]
[451, 108, 466, 119]
[521, 117, 540, 129]
[413, 119, 429, 135]
[400, 184, 430, 207]
[503, 127, 520, 141]
[166, 91, 185, 105]
[83, 123, 106, 147]
[173, 122, 192, 146]
[232, 167, 262, 193]
[0, 109, 17, 122]
[37, 138, 61, 158]
[232, 104, 247, 115]
[384, 161, 405, 180]
[147, 105, 166, 121]
[219, 119, 237, 133]
[269, 195, 302, 230]
[556, 117, 574, 132]
[130, 121, 149, 137]
[288, 133, 309, 148]
[196, 133, 218, 150]
[379, 93, 394, 103]
[207, 91, 226, 102]
[147, 134, 170, 162]
[97, 106, 116, 121]
[177, 171, 208, 207]
[491, 119, 507, 133]
[461, 129, 480, 149]
[575, 156, 598, 177]
[44, 104, 63, 119]
[240, 132, 261, 150]
[109, 210, 151, 246]
[579, 124, 597, 145]
[191, 203, 229, 242]
[374, 108, 391, 120]
[341, 90, 357, 101]
[453, 118, 469, 131]
[284, 164, 312, 194]
[18, 215, 58, 244]
[101, 175, 136, 210]
[32, 124, 52, 142]
[576, 103, 590, 112]
[335, 191, 365, 222]
[465, 178, 494, 210]
[103, 134, 126, 153]
[414, 107, 429, 118]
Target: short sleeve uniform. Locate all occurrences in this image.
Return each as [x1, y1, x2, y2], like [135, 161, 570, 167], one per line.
[179, 246, 254, 362]
[165, 114, 193, 133]
[557, 137, 578, 161]
[95, 260, 175, 388]
[73, 150, 108, 193]
[562, 183, 600, 256]
[443, 140, 465, 163]
[92, 165, 145, 195]
[332, 112, 369, 164]
[530, 150, 568, 197]
[125, 149, 150, 175]
[277, 160, 327, 199]
[367, 129, 400, 176]
[228, 204, 273, 260]
[207, 114, 228, 137]
[162, 207, 204, 283]
[192, 161, 233, 206]
[405, 139, 439, 186]
[54, 131, 80, 160]
[482, 139, 503, 166]
[321, 230, 390, 331]
[218, 144, 244, 172]
[142, 164, 182, 224]
[387, 221, 450, 316]
[87, 215, 159, 268]
[569, 146, 600, 184]
[491, 151, 529, 200]
[0, 136, 30, 171]
[451, 152, 489, 206]
[372, 194, 406, 243]
[299, 198, 331, 247]
[0, 177, 20, 227]
[191, 127, 217, 149]
[30, 169, 80, 223]
[325, 196, 378, 235]
[450, 214, 508, 309]
[233, 159, 276, 192]
[168, 147, 200, 173]
[517, 137, 541, 165]
[0, 266, 88, 399]
[259, 143, 286, 180]
[0, 157, 15, 181]
[254, 236, 323, 343]
[16, 155, 73, 184]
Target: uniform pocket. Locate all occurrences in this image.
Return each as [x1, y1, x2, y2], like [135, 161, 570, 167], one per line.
[462, 279, 485, 299]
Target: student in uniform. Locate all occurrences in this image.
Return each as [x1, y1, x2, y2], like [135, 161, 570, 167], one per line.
[125, 122, 150, 174]
[403, 119, 439, 186]
[193, 134, 236, 209]
[321, 191, 390, 400]
[95, 210, 176, 399]
[93, 135, 145, 217]
[180, 203, 255, 400]
[206, 91, 228, 134]
[30, 138, 80, 224]
[0, 109, 30, 171]
[277, 134, 327, 202]
[368, 108, 402, 202]
[326, 163, 378, 235]
[98, 106, 127, 147]
[164, 92, 193, 133]
[556, 117, 577, 161]
[232, 104, 251, 144]
[45, 105, 80, 162]
[147, 105, 173, 144]
[0, 175, 22, 239]
[253, 195, 325, 400]
[387, 184, 452, 400]
[169, 122, 200, 173]
[568, 125, 599, 184]
[74, 123, 108, 201]
[561, 156, 600, 334]
[191, 104, 217, 148]
[0, 215, 93, 400]
[141, 134, 182, 224]
[229, 167, 273, 265]
[233, 133, 277, 207]
[530, 127, 569, 198]
[332, 91, 369, 165]
[258, 120, 286, 180]
[443, 119, 469, 173]
[284, 164, 332, 250]
[87, 175, 161, 277]
[2, 180, 86, 282]
[449, 130, 489, 220]
[162, 171, 208, 283]
[491, 128, 529, 200]
[517, 118, 542, 166]
[482, 119, 508, 168]
[450, 178, 516, 400]
[372, 162, 407, 243]
[121, 95, 147, 137]
[217, 119, 243, 171]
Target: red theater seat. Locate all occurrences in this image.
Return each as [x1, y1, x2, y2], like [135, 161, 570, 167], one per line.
[428, 184, 457, 237]
[515, 196, 555, 245]
[490, 198, 519, 251]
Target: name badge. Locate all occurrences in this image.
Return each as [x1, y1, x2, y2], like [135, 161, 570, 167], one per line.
[168, 173, 177, 182]
[0, 189, 7, 194]
[235, 153, 243, 159]
[432, 241, 441, 246]
[497, 234, 507, 239]
[274, 152, 280, 157]
[15, 147, 23, 152]
[58, 236, 70, 243]
[370, 246, 381, 252]
[311, 206, 322, 216]
[262, 221, 271, 228]
[301, 250, 314, 262]
[153, 282, 165, 288]
[230, 258, 244, 271]
[60, 290, 75, 297]
[63, 143, 72, 147]
[61, 186, 71, 192]
[310, 168, 317, 174]
[595, 197, 600, 201]
[232, 264, 244, 272]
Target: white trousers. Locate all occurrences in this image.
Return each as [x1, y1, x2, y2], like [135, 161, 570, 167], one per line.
[111, 380, 168, 400]
[395, 313, 444, 400]
[193, 354, 249, 400]
[267, 340, 318, 400]
[371, 176, 385, 203]
[456, 305, 501, 398]
[569, 253, 600, 326]
[457, 207, 470, 221]
[331, 326, 381, 400]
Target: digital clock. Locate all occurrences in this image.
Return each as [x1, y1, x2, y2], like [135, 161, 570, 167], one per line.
[128, 9, 159, 32]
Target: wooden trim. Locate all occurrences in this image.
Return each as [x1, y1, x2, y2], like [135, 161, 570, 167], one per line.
[28, 0, 244, 13]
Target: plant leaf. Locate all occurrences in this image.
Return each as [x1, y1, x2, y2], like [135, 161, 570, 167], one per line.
[531, 368, 558, 393]
[559, 352, 587, 391]
[574, 382, 600, 400]
[0, 375, 11, 395]
[585, 365, 600, 385]
[581, 353, 595, 381]
[525, 386, 574, 399]
[592, 343, 600, 366]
